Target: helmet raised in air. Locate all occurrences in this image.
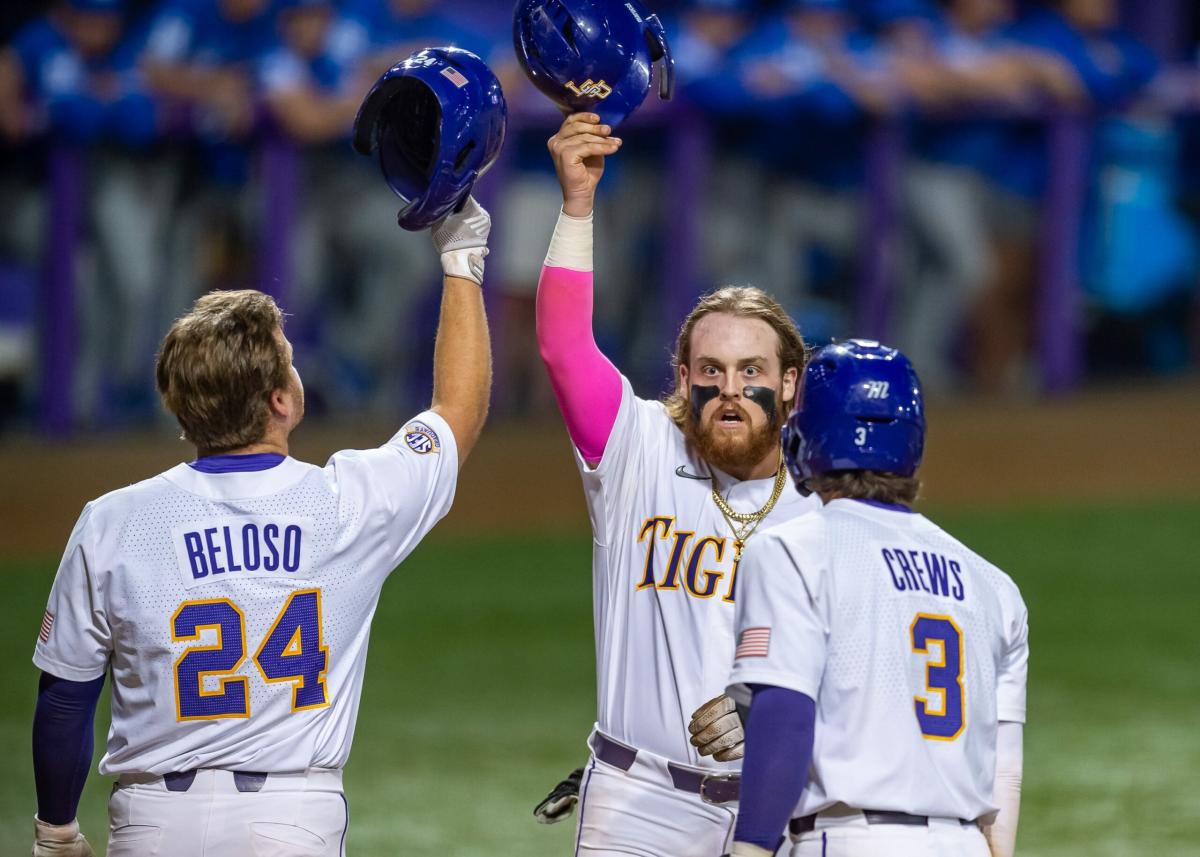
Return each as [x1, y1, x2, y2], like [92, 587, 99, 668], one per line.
[353, 47, 507, 231]
[513, 0, 674, 127]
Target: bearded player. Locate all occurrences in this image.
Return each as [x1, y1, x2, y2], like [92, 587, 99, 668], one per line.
[723, 340, 1027, 857]
[533, 111, 821, 856]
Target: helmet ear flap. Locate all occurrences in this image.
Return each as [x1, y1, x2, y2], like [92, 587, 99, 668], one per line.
[643, 14, 674, 100]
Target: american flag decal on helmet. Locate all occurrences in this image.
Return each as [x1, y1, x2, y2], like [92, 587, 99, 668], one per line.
[440, 67, 469, 88]
[38, 610, 54, 643]
[735, 627, 770, 659]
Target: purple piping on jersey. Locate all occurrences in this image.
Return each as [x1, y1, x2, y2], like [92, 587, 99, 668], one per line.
[822, 831, 827, 856]
[853, 498, 915, 514]
[572, 759, 597, 857]
[188, 453, 286, 473]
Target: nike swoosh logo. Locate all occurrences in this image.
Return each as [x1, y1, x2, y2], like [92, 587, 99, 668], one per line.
[675, 465, 711, 480]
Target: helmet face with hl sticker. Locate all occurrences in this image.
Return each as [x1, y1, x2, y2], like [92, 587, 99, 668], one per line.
[783, 339, 926, 487]
[513, 0, 674, 127]
[353, 47, 507, 231]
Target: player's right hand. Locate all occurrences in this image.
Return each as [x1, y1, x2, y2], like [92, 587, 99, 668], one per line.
[547, 113, 622, 218]
[32, 816, 95, 857]
[432, 195, 492, 285]
[689, 694, 745, 762]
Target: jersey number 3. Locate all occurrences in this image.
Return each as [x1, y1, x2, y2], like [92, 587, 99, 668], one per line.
[172, 589, 329, 721]
[910, 613, 964, 740]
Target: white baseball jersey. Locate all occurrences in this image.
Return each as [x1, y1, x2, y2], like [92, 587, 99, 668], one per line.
[33, 412, 457, 776]
[577, 377, 820, 768]
[728, 498, 1029, 821]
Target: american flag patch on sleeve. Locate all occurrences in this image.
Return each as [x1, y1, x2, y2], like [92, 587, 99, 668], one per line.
[735, 627, 770, 659]
[38, 610, 54, 643]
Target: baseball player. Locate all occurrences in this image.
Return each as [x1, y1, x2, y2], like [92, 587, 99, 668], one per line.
[719, 339, 1028, 857]
[28, 181, 493, 855]
[533, 111, 821, 856]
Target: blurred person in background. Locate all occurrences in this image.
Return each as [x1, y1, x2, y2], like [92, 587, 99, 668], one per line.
[893, 0, 1080, 391]
[140, 0, 275, 325]
[258, 0, 438, 413]
[337, 0, 490, 78]
[0, 0, 173, 425]
[972, 0, 1159, 392]
[734, 0, 886, 337]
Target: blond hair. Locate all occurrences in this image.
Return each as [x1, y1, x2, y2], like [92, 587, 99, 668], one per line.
[155, 290, 290, 453]
[664, 286, 808, 426]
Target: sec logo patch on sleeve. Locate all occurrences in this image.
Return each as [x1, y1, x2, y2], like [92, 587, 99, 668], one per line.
[404, 423, 441, 455]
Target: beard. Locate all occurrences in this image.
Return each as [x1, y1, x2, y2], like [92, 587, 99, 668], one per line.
[684, 399, 780, 475]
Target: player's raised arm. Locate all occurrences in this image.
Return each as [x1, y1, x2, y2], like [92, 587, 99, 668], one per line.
[351, 48, 505, 466]
[429, 198, 493, 466]
[537, 113, 624, 466]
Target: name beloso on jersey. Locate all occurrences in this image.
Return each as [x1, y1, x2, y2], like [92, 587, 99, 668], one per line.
[168, 516, 330, 722]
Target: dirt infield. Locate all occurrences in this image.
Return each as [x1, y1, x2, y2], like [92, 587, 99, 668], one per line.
[3, 382, 1198, 557]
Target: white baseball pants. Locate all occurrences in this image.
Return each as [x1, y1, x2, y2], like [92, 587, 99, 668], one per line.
[107, 768, 348, 857]
[790, 811, 989, 857]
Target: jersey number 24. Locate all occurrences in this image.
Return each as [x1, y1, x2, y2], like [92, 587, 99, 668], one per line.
[910, 613, 964, 740]
[171, 589, 329, 721]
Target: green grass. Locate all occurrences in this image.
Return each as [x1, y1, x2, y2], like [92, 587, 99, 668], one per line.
[1, 502, 1198, 855]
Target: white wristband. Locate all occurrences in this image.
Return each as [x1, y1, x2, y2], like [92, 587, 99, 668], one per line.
[545, 208, 593, 272]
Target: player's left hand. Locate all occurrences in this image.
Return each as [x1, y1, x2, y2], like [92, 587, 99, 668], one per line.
[689, 694, 745, 762]
[432, 195, 491, 286]
[533, 766, 584, 824]
[32, 816, 95, 857]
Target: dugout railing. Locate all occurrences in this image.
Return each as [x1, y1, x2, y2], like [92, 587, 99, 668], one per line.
[31, 77, 1200, 435]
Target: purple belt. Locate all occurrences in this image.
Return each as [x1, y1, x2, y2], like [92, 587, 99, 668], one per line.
[161, 771, 269, 793]
[790, 811, 974, 835]
[590, 732, 741, 805]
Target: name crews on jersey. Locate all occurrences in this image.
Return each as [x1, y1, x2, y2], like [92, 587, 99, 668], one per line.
[535, 111, 820, 856]
[716, 341, 1028, 857]
[29, 196, 493, 857]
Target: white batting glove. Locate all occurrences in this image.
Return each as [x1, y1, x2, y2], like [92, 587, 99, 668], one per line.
[689, 694, 745, 762]
[431, 196, 491, 286]
[33, 816, 95, 857]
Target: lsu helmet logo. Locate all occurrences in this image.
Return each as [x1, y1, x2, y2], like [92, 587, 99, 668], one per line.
[565, 79, 613, 100]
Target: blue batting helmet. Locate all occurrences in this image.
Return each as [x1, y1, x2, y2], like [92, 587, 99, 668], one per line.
[783, 339, 926, 487]
[513, 0, 674, 127]
[352, 47, 507, 231]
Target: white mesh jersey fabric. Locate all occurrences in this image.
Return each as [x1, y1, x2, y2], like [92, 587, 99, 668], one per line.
[729, 498, 1028, 821]
[34, 411, 458, 775]
[575, 376, 821, 768]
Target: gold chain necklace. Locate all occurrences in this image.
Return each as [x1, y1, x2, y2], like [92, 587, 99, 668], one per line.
[710, 452, 788, 564]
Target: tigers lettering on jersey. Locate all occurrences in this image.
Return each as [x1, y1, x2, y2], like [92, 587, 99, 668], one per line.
[172, 516, 313, 589]
[636, 515, 738, 602]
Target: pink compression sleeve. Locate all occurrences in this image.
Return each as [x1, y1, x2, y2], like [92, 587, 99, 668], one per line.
[536, 264, 623, 464]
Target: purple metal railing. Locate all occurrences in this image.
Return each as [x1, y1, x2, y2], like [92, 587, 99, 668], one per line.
[662, 106, 710, 334]
[858, 117, 904, 342]
[38, 146, 84, 437]
[257, 137, 299, 307]
[1037, 115, 1091, 392]
[31, 95, 1192, 431]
